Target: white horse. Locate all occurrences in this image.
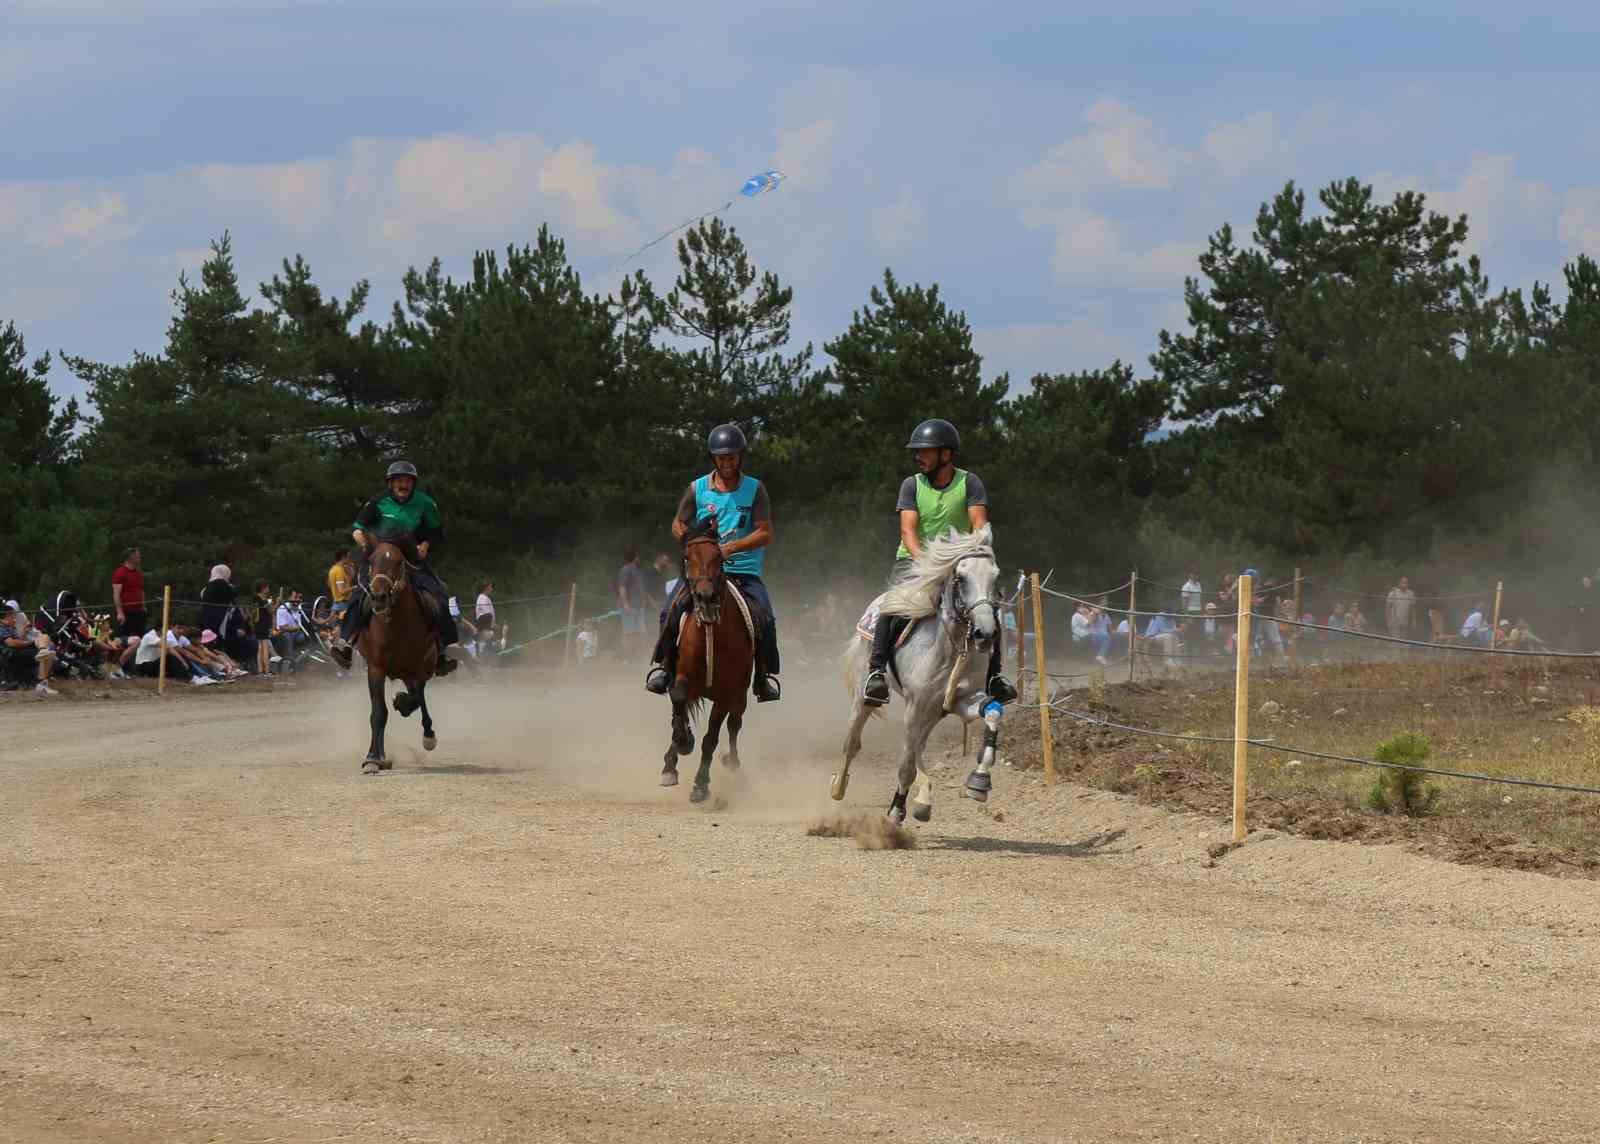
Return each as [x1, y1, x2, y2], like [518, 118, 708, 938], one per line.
[835, 525, 1005, 823]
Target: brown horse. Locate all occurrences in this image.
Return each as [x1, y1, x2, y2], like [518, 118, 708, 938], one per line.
[660, 517, 755, 802]
[357, 540, 439, 774]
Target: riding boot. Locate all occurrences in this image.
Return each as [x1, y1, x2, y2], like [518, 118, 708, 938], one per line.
[645, 606, 681, 694]
[986, 639, 1017, 705]
[753, 619, 781, 703]
[862, 614, 894, 706]
[330, 598, 365, 670]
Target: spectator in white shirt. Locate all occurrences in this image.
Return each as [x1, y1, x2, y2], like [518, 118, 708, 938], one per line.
[475, 579, 495, 627]
[1460, 603, 1492, 647]
[1385, 576, 1417, 636]
[1181, 571, 1203, 615]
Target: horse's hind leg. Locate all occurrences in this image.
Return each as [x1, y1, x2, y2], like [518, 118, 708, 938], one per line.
[691, 707, 727, 803]
[363, 671, 388, 774]
[417, 680, 436, 752]
[834, 696, 872, 800]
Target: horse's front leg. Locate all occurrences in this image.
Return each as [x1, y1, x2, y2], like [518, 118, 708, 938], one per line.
[963, 697, 1004, 803]
[893, 702, 941, 823]
[363, 670, 388, 774]
[416, 679, 436, 752]
[722, 707, 743, 771]
[661, 694, 694, 787]
[691, 706, 728, 803]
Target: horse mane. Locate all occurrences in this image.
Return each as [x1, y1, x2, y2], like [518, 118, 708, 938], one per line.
[880, 524, 995, 619]
[684, 514, 721, 544]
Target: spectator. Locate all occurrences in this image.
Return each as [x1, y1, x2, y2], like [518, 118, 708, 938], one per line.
[1086, 606, 1110, 665]
[274, 591, 311, 666]
[1575, 576, 1599, 652]
[132, 626, 210, 683]
[475, 579, 496, 627]
[617, 547, 647, 659]
[1202, 601, 1219, 650]
[1142, 611, 1181, 673]
[1181, 570, 1203, 615]
[1460, 602, 1492, 647]
[1, 607, 58, 695]
[326, 550, 356, 620]
[1385, 576, 1417, 637]
[1346, 602, 1370, 635]
[576, 619, 599, 663]
[111, 547, 148, 638]
[198, 565, 235, 636]
[1071, 603, 1091, 645]
[248, 580, 275, 675]
[650, 553, 675, 610]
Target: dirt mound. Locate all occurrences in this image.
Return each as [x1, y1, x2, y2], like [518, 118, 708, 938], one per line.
[806, 812, 918, 849]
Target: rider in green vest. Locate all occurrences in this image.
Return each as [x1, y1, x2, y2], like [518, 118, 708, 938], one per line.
[328, 460, 459, 676]
[861, 418, 1017, 707]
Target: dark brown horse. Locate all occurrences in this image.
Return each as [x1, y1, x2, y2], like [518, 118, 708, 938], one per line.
[660, 517, 755, 802]
[357, 540, 439, 774]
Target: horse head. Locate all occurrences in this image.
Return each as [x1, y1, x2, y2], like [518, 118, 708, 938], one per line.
[366, 540, 411, 620]
[945, 544, 1001, 652]
[682, 514, 725, 625]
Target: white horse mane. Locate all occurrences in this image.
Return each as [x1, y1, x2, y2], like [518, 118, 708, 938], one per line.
[880, 524, 995, 620]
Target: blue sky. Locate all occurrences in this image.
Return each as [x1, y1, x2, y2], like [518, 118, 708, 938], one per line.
[6, 1, 1600, 406]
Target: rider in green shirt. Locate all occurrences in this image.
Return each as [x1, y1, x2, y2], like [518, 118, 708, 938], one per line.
[861, 419, 1017, 707]
[329, 460, 459, 675]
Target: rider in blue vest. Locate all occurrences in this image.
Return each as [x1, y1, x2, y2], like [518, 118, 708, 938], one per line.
[644, 423, 781, 703]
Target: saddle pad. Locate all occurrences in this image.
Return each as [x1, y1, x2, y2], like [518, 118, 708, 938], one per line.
[854, 593, 918, 649]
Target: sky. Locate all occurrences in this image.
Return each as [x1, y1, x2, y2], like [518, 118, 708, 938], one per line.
[6, 1, 1600, 407]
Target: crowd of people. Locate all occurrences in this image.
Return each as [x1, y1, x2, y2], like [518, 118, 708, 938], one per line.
[1, 546, 511, 696]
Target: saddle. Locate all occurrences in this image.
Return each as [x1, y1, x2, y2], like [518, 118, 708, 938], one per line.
[854, 593, 920, 650]
[675, 580, 758, 646]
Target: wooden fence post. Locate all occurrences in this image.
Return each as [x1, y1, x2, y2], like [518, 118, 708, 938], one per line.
[561, 582, 578, 669]
[1127, 570, 1138, 683]
[156, 585, 173, 695]
[1491, 580, 1504, 647]
[1232, 574, 1253, 843]
[1031, 572, 1054, 786]
[1290, 566, 1302, 671]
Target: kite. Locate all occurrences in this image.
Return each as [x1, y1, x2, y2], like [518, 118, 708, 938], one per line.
[611, 170, 786, 269]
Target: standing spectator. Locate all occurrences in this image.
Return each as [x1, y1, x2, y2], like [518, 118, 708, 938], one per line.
[1181, 570, 1203, 615]
[617, 548, 647, 659]
[649, 553, 674, 610]
[111, 547, 147, 638]
[327, 549, 356, 620]
[474, 579, 496, 627]
[198, 565, 235, 636]
[1385, 576, 1417, 637]
[249, 579, 276, 675]
[1071, 603, 1091, 646]
[1, 607, 57, 695]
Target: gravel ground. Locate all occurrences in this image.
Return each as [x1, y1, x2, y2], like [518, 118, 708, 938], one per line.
[4, 669, 1599, 1143]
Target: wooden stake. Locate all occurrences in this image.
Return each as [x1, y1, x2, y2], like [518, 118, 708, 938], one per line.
[1127, 570, 1138, 683]
[157, 584, 173, 696]
[561, 582, 578, 669]
[1232, 574, 1253, 843]
[1491, 580, 1504, 648]
[1031, 572, 1054, 785]
[1290, 566, 1302, 672]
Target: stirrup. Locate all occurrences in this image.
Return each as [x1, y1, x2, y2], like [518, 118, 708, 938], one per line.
[329, 642, 353, 670]
[754, 674, 781, 703]
[862, 668, 890, 706]
[645, 665, 670, 694]
[987, 674, 1018, 705]
[435, 653, 458, 677]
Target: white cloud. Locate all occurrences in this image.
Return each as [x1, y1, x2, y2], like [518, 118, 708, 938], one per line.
[975, 318, 1140, 384]
[773, 118, 836, 191]
[1023, 98, 1180, 195]
[1406, 153, 1557, 254]
[871, 190, 926, 253]
[1203, 111, 1280, 179]
[1023, 204, 1196, 290]
[1558, 188, 1600, 257]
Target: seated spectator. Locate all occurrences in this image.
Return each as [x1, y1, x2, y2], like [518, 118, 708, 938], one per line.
[1, 607, 58, 695]
[1086, 606, 1110, 665]
[1506, 617, 1547, 651]
[194, 629, 246, 677]
[1346, 602, 1370, 634]
[1460, 602, 1492, 647]
[133, 626, 217, 685]
[1202, 601, 1220, 651]
[1071, 604, 1091, 645]
[274, 591, 313, 667]
[1142, 612, 1182, 673]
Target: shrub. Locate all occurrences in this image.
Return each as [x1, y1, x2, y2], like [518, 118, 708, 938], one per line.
[1366, 732, 1440, 816]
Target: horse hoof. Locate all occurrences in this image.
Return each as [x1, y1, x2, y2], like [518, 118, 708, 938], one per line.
[423, 735, 437, 752]
[689, 784, 710, 804]
[362, 761, 381, 775]
[964, 787, 989, 803]
[721, 753, 741, 771]
[660, 770, 679, 787]
[965, 771, 993, 794]
[911, 801, 933, 823]
[829, 772, 849, 800]
[378, 759, 393, 771]
[394, 695, 417, 718]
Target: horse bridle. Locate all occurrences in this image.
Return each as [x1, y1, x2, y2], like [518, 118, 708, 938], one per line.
[366, 556, 410, 621]
[946, 551, 1000, 642]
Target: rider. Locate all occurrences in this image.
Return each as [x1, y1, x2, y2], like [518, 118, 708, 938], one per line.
[644, 423, 782, 703]
[328, 460, 459, 676]
[861, 418, 1018, 707]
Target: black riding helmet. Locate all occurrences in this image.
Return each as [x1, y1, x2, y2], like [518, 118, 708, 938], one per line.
[906, 419, 960, 452]
[707, 424, 748, 456]
[387, 460, 419, 480]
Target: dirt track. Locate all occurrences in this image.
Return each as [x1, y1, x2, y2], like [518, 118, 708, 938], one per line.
[4, 671, 1600, 1143]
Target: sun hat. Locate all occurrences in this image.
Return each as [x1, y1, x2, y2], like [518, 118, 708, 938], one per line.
[210, 564, 231, 582]
[200, 629, 218, 644]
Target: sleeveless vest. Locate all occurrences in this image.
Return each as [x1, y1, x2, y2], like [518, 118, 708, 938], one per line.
[896, 469, 970, 559]
[692, 473, 765, 577]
